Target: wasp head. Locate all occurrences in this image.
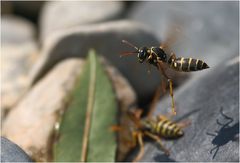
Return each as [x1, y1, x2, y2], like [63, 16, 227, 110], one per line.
[138, 47, 148, 63]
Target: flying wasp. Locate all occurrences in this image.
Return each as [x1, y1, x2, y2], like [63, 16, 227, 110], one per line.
[121, 39, 209, 115]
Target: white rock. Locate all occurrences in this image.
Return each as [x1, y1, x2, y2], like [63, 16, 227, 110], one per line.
[40, 1, 124, 42]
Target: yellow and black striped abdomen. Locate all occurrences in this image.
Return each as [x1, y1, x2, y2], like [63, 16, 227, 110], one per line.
[170, 57, 209, 72]
[154, 119, 184, 139]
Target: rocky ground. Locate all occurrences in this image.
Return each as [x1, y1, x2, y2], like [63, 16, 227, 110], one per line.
[1, 1, 239, 162]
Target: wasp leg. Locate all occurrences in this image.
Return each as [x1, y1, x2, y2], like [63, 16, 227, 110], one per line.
[109, 125, 124, 132]
[119, 132, 138, 149]
[144, 131, 170, 156]
[133, 132, 144, 163]
[148, 53, 153, 60]
[111, 125, 137, 148]
[131, 131, 139, 147]
[168, 78, 176, 115]
[120, 130, 137, 149]
[157, 62, 176, 115]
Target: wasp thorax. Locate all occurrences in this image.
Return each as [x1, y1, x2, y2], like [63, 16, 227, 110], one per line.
[142, 119, 155, 131]
[160, 53, 167, 62]
[151, 47, 167, 62]
[138, 47, 148, 63]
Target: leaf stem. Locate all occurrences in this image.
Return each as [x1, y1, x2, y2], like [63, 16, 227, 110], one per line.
[81, 52, 97, 162]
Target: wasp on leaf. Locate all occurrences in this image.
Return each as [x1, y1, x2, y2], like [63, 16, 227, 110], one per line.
[121, 38, 209, 115]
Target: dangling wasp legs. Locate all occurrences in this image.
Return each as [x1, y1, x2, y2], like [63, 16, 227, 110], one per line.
[157, 57, 176, 115]
[132, 132, 144, 163]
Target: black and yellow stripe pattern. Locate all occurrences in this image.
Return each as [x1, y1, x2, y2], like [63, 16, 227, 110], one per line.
[146, 119, 184, 139]
[170, 57, 209, 72]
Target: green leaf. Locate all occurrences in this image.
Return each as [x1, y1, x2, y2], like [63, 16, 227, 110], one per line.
[53, 50, 117, 162]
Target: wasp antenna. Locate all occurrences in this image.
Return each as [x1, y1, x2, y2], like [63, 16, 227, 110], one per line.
[120, 51, 138, 58]
[122, 40, 139, 50]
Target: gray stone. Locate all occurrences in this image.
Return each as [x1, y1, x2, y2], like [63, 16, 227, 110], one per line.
[132, 55, 239, 162]
[40, 1, 124, 42]
[1, 137, 33, 162]
[1, 43, 38, 113]
[2, 59, 85, 162]
[1, 15, 38, 118]
[1, 15, 36, 44]
[29, 20, 166, 103]
[129, 2, 239, 67]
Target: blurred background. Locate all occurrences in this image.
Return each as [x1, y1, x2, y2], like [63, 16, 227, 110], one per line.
[1, 1, 239, 162]
[2, 1, 238, 107]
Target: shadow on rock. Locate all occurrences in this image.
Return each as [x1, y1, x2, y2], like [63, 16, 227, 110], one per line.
[175, 108, 201, 122]
[206, 107, 239, 159]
